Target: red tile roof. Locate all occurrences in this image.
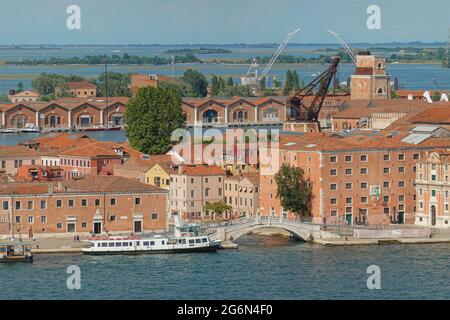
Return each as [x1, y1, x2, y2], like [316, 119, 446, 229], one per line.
[65, 81, 97, 89]
[178, 165, 225, 176]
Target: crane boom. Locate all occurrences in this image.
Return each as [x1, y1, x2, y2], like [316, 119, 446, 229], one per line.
[258, 27, 301, 81]
[327, 29, 356, 63]
[287, 56, 340, 123]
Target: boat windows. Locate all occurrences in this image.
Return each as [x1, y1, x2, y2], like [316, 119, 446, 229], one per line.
[108, 242, 114, 247]
[161, 241, 165, 245]
[189, 239, 195, 244]
[136, 241, 140, 246]
[143, 241, 149, 246]
[150, 241, 155, 246]
[202, 238, 208, 243]
[122, 242, 128, 247]
[195, 239, 201, 243]
[101, 243, 107, 247]
[115, 242, 122, 247]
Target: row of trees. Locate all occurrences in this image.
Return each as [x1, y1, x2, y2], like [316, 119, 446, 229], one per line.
[6, 53, 200, 66]
[210, 75, 253, 97]
[30, 67, 308, 102]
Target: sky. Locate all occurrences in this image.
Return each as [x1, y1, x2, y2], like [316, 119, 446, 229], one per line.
[0, 0, 448, 45]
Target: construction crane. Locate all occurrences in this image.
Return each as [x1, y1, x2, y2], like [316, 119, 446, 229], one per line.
[326, 29, 356, 63]
[286, 56, 340, 123]
[259, 27, 301, 81]
[241, 27, 301, 86]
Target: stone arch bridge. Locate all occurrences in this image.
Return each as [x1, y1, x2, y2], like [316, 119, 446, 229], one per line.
[206, 217, 340, 242]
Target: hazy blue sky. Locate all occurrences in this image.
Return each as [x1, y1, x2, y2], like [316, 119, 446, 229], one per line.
[0, 0, 448, 44]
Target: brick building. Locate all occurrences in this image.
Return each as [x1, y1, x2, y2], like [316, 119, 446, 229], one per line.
[260, 129, 450, 226]
[0, 146, 41, 175]
[58, 82, 97, 98]
[415, 150, 450, 228]
[169, 165, 225, 221]
[350, 51, 390, 100]
[0, 175, 167, 238]
[224, 173, 260, 219]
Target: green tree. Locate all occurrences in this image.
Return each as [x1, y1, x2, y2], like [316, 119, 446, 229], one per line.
[390, 90, 399, 99]
[292, 70, 301, 91]
[182, 69, 208, 97]
[95, 72, 131, 97]
[283, 70, 294, 95]
[31, 73, 84, 96]
[259, 77, 266, 90]
[274, 163, 313, 218]
[125, 86, 185, 154]
[218, 77, 226, 91]
[203, 201, 233, 220]
[16, 81, 24, 93]
[211, 75, 219, 96]
[226, 77, 234, 87]
[159, 79, 192, 97]
[431, 91, 441, 102]
[273, 79, 282, 88]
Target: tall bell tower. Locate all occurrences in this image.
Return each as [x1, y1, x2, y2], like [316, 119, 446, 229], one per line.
[350, 51, 390, 100]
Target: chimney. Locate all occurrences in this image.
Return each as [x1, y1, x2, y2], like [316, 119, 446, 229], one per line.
[178, 164, 184, 175]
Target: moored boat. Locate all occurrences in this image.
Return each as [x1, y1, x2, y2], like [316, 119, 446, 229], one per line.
[81, 215, 221, 255]
[0, 242, 33, 263]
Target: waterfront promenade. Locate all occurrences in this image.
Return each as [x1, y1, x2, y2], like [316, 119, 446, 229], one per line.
[6, 225, 450, 254]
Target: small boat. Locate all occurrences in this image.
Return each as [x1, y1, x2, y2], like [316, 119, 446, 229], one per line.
[1, 128, 16, 134]
[82, 215, 221, 255]
[0, 242, 33, 263]
[20, 128, 41, 133]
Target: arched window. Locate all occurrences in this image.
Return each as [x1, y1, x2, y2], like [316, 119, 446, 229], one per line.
[203, 110, 218, 123]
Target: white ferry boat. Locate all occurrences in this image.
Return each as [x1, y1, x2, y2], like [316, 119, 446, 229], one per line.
[81, 215, 221, 255]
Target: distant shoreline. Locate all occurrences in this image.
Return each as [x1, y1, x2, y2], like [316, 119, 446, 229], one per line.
[0, 41, 446, 47]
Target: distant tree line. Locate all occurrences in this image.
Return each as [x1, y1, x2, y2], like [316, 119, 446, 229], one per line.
[164, 48, 232, 54]
[5, 53, 201, 66]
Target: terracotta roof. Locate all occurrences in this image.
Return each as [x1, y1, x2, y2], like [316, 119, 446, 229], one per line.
[65, 81, 97, 89]
[279, 131, 450, 152]
[60, 141, 121, 158]
[32, 133, 94, 150]
[333, 99, 435, 119]
[116, 154, 173, 173]
[178, 165, 225, 176]
[385, 104, 450, 131]
[0, 145, 41, 158]
[397, 90, 428, 97]
[9, 90, 39, 98]
[0, 182, 49, 195]
[226, 173, 260, 185]
[408, 106, 450, 124]
[61, 175, 164, 193]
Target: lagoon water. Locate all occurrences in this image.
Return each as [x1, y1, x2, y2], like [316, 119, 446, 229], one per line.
[0, 44, 449, 93]
[1, 236, 449, 300]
